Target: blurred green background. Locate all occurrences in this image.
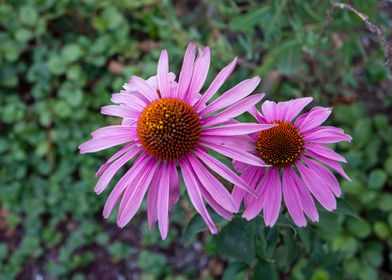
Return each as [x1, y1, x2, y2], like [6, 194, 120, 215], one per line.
[0, 0, 391, 279]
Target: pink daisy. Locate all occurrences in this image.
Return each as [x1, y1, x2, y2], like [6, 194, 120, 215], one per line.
[79, 43, 273, 239]
[232, 97, 352, 227]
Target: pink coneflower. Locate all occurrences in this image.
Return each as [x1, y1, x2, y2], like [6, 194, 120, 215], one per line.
[79, 43, 273, 239]
[232, 98, 352, 227]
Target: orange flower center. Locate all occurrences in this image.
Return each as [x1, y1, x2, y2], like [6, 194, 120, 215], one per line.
[256, 122, 304, 167]
[137, 98, 201, 161]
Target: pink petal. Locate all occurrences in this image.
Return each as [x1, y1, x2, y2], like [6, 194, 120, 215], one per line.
[202, 94, 265, 126]
[282, 167, 307, 227]
[287, 166, 319, 222]
[248, 104, 267, 124]
[94, 146, 141, 194]
[275, 101, 290, 122]
[200, 76, 261, 116]
[157, 50, 171, 98]
[117, 160, 157, 227]
[200, 135, 255, 151]
[187, 47, 210, 103]
[111, 93, 146, 111]
[188, 154, 236, 212]
[284, 97, 313, 122]
[262, 168, 282, 227]
[90, 125, 136, 138]
[201, 123, 275, 137]
[187, 163, 233, 220]
[296, 161, 336, 211]
[147, 162, 163, 229]
[303, 150, 350, 181]
[195, 148, 257, 197]
[261, 100, 277, 122]
[232, 166, 263, 211]
[303, 126, 352, 143]
[79, 126, 136, 154]
[96, 143, 137, 177]
[176, 42, 196, 99]
[242, 168, 273, 220]
[296, 107, 332, 133]
[101, 105, 139, 119]
[157, 164, 170, 239]
[168, 161, 180, 209]
[194, 57, 237, 110]
[301, 157, 341, 197]
[201, 141, 266, 167]
[103, 153, 151, 218]
[305, 143, 347, 163]
[131, 76, 159, 102]
[179, 159, 217, 234]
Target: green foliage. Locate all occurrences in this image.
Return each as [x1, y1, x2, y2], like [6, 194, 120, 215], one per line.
[0, 0, 391, 279]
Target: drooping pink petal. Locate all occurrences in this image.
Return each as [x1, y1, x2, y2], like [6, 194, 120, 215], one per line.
[200, 76, 261, 116]
[195, 148, 257, 197]
[202, 94, 265, 126]
[282, 167, 307, 227]
[94, 146, 142, 194]
[305, 143, 347, 162]
[201, 141, 267, 167]
[232, 166, 263, 211]
[296, 107, 332, 133]
[131, 76, 159, 102]
[303, 150, 350, 181]
[179, 159, 217, 234]
[96, 143, 137, 177]
[176, 42, 196, 99]
[117, 160, 157, 227]
[187, 164, 233, 220]
[147, 162, 163, 229]
[284, 97, 313, 122]
[296, 161, 336, 211]
[194, 57, 237, 110]
[157, 50, 171, 98]
[242, 168, 273, 220]
[187, 47, 210, 103]
[103, 153, 151, 218]
[168, 161, 180, 209]
[287, 166, 319, 222]
[201, 123, 275, 137]
[262, 168, 282, 227]
[187, 154, 236, 212]
[303, 126, 352, 143]
[301, 157, 341, 197]
[101, 105, 140, 119]
[157, 164, 170, 239]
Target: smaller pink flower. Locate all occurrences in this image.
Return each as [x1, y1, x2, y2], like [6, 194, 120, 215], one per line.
[233, 97, 352, 227]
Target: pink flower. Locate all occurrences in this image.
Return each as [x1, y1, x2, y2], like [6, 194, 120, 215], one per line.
[79, 43, 273, 239]
[233, 98, 352, 227]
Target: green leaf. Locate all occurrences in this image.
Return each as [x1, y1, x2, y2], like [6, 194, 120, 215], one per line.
[182, 212, 224, 246]
[216, 217, 255, 265]
[222, 261, 248, 280]
[19, 6, 38, 27]
[368, 169, 387, 190]
[336, 198, 360, 220]
[252, 259, 278, 280]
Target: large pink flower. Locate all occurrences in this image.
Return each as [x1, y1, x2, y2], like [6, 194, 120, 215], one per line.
[233, 98, 352, 227]
[79, 43, 273, 239]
